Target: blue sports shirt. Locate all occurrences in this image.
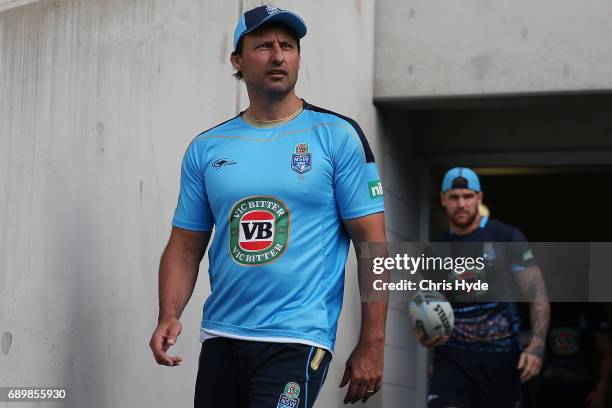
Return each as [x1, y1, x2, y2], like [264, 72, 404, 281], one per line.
[172, 101, 385, 352]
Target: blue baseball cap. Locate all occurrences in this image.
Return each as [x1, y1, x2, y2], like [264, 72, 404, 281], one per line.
[233, 5, 307, 50]
[441, 167, 481, 193]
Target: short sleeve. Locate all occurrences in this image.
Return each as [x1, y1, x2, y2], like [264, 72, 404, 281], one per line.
[508, 227, 537, 272]
[171, 140, 214, 231]
[333, 125, 385, 220]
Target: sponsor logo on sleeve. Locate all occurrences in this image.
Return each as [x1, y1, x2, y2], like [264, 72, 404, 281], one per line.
[229, 196, 290, 265]
[368, 180, 383, 199]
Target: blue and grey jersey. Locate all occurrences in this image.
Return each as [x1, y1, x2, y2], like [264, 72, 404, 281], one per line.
[172, 101, 385, 352]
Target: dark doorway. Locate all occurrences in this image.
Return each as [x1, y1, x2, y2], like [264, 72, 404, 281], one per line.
[429, 166, 612, 241]
[429, 165, 612, 408]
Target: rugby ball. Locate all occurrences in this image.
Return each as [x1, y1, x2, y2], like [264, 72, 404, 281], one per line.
[409, 291, 454, 337]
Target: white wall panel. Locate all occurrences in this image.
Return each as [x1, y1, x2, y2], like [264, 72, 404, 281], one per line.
[375, 0, 612, 99]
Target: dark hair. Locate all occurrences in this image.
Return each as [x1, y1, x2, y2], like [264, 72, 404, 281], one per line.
[231, 38, 246, 80]
[231, 24, 301, 81]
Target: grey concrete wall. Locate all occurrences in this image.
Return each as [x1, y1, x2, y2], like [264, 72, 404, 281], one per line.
[374, 0, 612, 99]
[377, 109, 428, 407]
[0, 0, 391, 407]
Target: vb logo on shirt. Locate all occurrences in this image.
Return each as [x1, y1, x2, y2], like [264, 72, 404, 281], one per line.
[229, 196, 290, 265]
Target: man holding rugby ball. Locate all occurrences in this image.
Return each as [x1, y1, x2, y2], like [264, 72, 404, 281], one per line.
[416, 167, 550, 408]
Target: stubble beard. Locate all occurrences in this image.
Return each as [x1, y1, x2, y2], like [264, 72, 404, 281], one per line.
[258, 73, 298, 101]
[449, 208, 479, 229]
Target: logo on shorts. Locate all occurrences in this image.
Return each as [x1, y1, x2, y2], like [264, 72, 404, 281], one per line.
[277, 394, 299, 408]
[229, 196, 290, 265]
[277, 382, 300, 408]
[284, 382, 300, 399]
[368, 180, 383, 199]
[291, 143, 312, 174]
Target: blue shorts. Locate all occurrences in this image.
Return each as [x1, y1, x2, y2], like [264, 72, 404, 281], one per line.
[194, 338, 331, 408]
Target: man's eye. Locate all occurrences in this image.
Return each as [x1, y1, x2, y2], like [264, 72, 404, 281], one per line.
[281, 43, 293, 49]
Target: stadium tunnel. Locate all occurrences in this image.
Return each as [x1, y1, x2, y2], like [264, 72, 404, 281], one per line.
[375, 92, 612, 407]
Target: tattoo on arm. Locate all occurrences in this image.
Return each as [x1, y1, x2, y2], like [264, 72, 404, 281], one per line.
[515, 266, 550, 353]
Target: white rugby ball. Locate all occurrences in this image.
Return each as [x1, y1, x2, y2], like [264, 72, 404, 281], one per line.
[409, 291, 454, 337]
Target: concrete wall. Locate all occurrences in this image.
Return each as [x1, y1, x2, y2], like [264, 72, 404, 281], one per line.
[377, 109, 428, 407]
[0, 1, 391, 407]
[374, 0, 612, 99]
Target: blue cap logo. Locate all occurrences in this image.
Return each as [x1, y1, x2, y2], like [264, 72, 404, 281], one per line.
[266, 5, 281, 15]
[233, 5, 307, 50]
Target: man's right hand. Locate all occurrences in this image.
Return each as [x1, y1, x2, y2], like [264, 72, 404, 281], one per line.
[149, 317, 183, 366]
[414, 328, 449, 347]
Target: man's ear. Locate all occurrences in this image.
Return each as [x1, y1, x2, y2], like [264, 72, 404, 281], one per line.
[440, 192, 446, 208]
[230, 52, 242, 72]
[477, 191, 484, 204]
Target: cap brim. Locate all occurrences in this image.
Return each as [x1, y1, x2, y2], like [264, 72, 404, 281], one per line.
[242, 11, 307, 42]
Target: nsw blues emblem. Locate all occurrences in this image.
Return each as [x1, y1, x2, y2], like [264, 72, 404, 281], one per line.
[277, 394, 299, 408]
[277, 382, 300, 408]
[291, 143, 311, 174]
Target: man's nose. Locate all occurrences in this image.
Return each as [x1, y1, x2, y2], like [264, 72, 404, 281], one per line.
[270, 42, 284, 63]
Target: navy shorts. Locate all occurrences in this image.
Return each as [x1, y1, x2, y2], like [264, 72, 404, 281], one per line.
[194, 338, 332, 408]
[428, 347, 522, 408]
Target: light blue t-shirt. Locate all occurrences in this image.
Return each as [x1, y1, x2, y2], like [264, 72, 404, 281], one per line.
[172, 101, 385, 352]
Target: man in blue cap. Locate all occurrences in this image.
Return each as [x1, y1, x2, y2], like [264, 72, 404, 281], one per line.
[416, 167, 550, 408]
[148, 4, 388, 407]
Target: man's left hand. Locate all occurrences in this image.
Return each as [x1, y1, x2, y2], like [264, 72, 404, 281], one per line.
[517, 346, 543, 382]
[339, 340, 384, 404]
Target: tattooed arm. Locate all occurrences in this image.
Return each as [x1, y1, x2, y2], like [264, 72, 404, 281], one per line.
[514, 265, 550, 382]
